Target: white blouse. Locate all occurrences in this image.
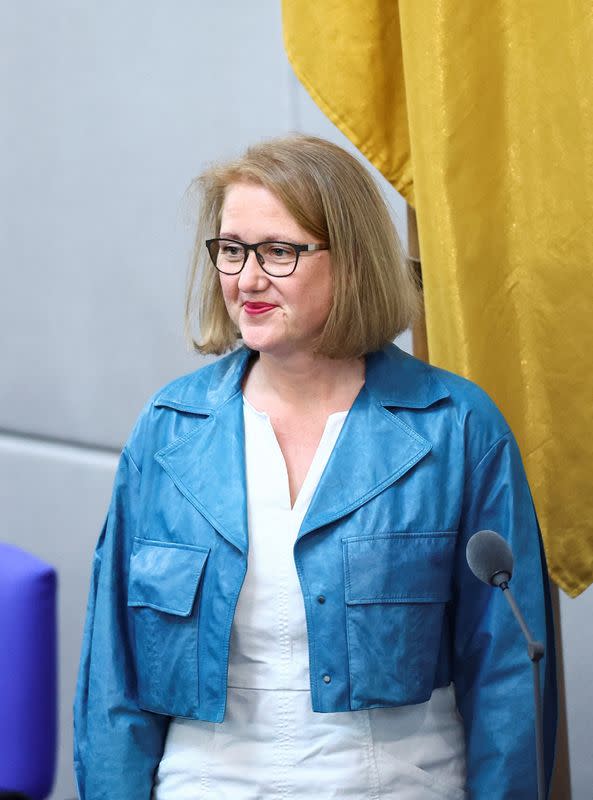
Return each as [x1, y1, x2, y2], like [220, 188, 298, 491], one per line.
[153, 398, 467, 800]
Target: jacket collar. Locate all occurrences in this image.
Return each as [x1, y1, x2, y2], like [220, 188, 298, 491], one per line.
[154, 344, 449, 412]
[154, 345, 449, 553]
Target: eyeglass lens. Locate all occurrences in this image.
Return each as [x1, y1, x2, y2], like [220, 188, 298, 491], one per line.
[209, 239, 298, 276]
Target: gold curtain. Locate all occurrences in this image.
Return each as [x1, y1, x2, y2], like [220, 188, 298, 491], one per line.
[283, 0, 593, 596]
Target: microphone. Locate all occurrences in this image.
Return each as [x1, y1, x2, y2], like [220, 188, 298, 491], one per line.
[466, 529, 513, 588]
[466, 529, 546, 799]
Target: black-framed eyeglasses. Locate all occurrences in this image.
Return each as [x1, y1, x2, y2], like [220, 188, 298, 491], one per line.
[205, 238, 329, 277]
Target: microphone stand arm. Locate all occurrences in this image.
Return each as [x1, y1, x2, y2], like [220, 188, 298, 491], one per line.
[494, 573, 546, 800]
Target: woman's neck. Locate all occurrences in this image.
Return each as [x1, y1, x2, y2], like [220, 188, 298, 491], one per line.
[243, 350, 365, 416]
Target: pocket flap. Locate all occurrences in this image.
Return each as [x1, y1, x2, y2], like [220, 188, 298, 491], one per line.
[343, 532, 455, 604]
[128, 539, 210, 616]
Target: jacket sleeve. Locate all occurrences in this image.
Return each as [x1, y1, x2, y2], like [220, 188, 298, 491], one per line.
[453, 430, 557, 799]
[74, 446, 169, 799]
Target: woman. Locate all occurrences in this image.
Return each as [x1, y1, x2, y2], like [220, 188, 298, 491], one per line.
[74, 135, 556, 799]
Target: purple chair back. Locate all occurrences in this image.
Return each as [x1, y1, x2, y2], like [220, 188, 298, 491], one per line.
[0, 544, 57, 799]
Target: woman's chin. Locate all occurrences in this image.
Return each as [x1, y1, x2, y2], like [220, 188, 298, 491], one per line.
[239, 322, 279, 353]
[241, 334, 280, 354]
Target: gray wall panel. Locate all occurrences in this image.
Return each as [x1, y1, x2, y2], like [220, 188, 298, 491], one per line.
[0, 436, 118, 800]
[559, 588, 593, 799]
[1, 0, 292, 449]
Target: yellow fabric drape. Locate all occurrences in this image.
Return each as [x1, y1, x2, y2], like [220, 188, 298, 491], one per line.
[283, 0, 593, 596]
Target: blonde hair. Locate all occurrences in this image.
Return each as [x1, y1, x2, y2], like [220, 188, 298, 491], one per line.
[185, 134, 419, 358]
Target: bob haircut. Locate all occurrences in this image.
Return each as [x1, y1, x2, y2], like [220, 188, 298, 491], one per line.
[185, 134, 420, 359]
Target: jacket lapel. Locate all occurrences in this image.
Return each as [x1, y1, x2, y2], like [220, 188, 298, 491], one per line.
[298, 346, 450, 538]
[297, 384, 431, 538]
[154, 355, 250, 554]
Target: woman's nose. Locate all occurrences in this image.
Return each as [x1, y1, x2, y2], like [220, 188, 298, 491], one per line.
[237, 250, 269, 291]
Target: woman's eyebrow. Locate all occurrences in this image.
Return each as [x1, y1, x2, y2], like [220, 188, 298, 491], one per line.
[218, 231, 295, 242]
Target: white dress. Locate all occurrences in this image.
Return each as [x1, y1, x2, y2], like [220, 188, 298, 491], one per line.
[153, 398, 467, 800]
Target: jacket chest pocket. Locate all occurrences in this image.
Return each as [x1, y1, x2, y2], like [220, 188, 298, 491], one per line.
[343, 532, 455, 709]
[127, 538, 209, 717]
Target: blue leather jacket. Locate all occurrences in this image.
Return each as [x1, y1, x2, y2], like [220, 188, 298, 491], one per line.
[74, 344, 556, 798]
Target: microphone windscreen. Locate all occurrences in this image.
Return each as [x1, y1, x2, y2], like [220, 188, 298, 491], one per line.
[466, 529, 514, 585]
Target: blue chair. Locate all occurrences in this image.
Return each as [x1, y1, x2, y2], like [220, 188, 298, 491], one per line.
[0, 544, 57, 799]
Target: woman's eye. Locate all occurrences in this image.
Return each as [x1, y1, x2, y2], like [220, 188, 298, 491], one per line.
[268, 245, 293, 259]
[221, 245, 243, 259]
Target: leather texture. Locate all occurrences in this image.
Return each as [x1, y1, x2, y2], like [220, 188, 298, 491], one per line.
[74, 344, 557, 799]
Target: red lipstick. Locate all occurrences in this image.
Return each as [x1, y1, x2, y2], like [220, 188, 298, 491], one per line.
[243, 302, 277, 315]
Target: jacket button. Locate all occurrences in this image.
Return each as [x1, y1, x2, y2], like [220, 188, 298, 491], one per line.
[322, 674, 331, 684]
[317, 595, 326, 604]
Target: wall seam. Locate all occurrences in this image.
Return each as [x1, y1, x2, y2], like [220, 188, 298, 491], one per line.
[0, 428, 121, 457]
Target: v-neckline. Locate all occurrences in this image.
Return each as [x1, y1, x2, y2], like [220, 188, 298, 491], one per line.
[242, 396, 348, 513]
